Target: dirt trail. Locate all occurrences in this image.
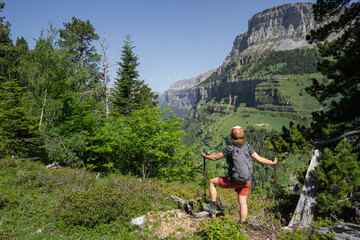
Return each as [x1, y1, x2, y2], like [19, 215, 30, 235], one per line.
[143, 209, 277, 239]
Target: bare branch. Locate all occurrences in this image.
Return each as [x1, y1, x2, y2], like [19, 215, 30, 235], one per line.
[98, 31, 121, 117]
[312, 129, 360, 146]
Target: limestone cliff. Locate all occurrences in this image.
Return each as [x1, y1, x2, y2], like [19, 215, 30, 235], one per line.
[226, 2, 316, 60]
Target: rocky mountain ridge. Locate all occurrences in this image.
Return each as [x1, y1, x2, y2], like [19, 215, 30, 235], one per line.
[225, 2, 316, 60]
[159, 69, 216, 110]
[160, 2, 318, 115]
[168, 69, 216, 90]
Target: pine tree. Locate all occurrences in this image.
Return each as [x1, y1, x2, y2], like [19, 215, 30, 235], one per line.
[59, 17, 100, 86]
[0, 2, 12, 81]
[136, 84, 159, 108]
[112, 35, 157, 114]
[305, 0, 360, 143]
[0, 79, 37, 157]
[306, 0, 360, 222]
[0, 3, 37, 158]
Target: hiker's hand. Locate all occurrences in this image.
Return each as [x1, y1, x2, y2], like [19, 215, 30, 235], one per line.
[202, 149, 209, 158]
[272, 158, 278, 164]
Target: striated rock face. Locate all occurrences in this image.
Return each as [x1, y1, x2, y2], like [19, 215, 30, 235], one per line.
[195, 77, 268, 107]
[226, 3, 316, 60]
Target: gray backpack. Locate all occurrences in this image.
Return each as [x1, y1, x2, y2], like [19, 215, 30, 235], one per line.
[227, 143, 253, 184]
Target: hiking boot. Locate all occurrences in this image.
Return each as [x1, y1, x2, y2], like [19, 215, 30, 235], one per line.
[202, 204, 216, 217]
[239, 221, 247, 232]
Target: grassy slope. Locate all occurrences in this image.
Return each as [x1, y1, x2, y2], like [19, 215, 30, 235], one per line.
[1, 157, 285, 239]
[0, 157, 201, 239]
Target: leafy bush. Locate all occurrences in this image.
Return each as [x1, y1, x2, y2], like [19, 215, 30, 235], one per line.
[55, 185, 149, 228]
[0, 194, 19, 209]
[86, 107, 196, 182]
[53, 173, 205, 230]
[198, 216, 249, 239]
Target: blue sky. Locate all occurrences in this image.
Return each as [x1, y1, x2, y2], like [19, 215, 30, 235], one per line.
[3, 0, 315, 93]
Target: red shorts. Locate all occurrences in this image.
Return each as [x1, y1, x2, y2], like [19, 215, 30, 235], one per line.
[217, 177, 251, 196]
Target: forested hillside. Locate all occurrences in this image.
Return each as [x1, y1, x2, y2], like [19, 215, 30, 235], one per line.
[0, 5, 195, 181]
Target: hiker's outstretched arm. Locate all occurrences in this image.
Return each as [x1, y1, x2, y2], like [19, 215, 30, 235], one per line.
[202, 151, 224, 161]
[251, 152, 277, 165]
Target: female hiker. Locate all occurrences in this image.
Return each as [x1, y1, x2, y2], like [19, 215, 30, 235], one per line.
[201, 126, 277, 228]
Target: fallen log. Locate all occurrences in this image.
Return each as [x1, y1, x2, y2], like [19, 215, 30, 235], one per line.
[319, 222, 360, 240]
[168, 195, 210, 219]
[169, 195, 197, 215]
[45, 162, 61, 169]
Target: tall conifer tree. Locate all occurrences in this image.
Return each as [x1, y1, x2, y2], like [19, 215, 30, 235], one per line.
[59, 17, 100, 85]
[0, 79, 37, 158]
[0, 2, 37, 158]
[112, 35, 157, 114]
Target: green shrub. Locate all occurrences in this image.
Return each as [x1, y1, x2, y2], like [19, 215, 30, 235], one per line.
[56, 186, 124, 228]
[0, 194, 19, 209]
[312, 139, 360, 222]
[55, 183, 157, 228]
[53, 173, 204, 230]
[198, 216, 249, 239]
[0, 227, 18, 239]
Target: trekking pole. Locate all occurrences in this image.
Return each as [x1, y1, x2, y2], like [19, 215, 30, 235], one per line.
[273, 158, 279, 215]
[203, 149, 208, 200]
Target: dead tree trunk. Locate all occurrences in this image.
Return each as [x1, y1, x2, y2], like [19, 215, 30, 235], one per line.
[39, 88, 47, 129]
[99, 33, 110, 117]
[284, 148, 320, 230]
[99, 32, 119, 118]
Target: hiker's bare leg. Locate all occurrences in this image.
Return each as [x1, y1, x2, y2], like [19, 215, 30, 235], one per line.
[209, 177, 220, 202]
[238, 194, 248, 222]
